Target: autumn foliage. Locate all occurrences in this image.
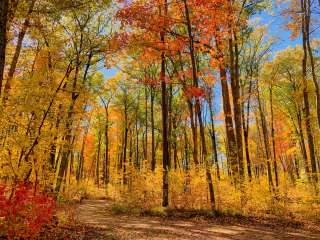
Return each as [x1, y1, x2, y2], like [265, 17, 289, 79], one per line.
[1, 0, 320, 237]
[0, 182, 56, 239]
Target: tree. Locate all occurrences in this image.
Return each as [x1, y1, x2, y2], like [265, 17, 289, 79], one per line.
[0, 0, 9, 96]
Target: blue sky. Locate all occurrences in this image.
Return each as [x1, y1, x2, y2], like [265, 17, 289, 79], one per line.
[101, 68, 118, 79]
[257, 9, 301, 51]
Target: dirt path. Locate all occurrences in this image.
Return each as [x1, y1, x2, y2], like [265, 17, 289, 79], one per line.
[75, 199, 320, 240]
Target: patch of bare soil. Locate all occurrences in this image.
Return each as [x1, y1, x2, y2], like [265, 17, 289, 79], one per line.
[75, 199, 320, 240]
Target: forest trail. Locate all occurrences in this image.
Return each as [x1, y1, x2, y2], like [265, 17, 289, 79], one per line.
[75, 199, 320, 240]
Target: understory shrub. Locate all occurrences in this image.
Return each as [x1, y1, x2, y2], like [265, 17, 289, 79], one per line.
[0, 182, 56, 239]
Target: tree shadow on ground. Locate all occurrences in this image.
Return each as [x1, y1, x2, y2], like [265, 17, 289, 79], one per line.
[76, 200, 320, 240]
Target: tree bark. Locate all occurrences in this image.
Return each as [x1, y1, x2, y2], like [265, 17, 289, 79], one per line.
[269, 86, 279, 187]
[123, 104, 128, 185]
[297, 108, 310, 178]
[144, 86, 148, 163]
[77, 121, 90, 182]
[3, 0, 36, 98]
[101, 97, 111, 185]
[305, 0, 320, 131]
[183, 0, 215, 209]
[0, 0, 9, 97]
[242, 80, 252, 181]
[160, 0, 169, 207]
[229, 32, 244, 182]
[216, 43, 238, 180]
[151, 88, 156, 171]
[208, 89, 220, 180]
[168, 84, 173, 168]
[301, 0, 318, 182]
[96, 131, 101, 188]
[257, 86, 274, 191]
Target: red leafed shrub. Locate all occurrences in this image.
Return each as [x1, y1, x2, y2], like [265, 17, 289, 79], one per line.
[0, 182, 56, 239]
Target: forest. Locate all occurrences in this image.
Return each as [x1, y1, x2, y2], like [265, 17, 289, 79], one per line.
[1, 0, 320, 239]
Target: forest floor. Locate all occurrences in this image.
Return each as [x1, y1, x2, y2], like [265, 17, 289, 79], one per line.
[70, 199, 320, 240]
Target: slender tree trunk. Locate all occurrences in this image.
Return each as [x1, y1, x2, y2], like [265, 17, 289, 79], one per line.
[0, 0, 9, 97]
[3, 0, 36, 98]
[168, 84, 173, 168]
[183, 126, 189, 171]
[100, 97, 111, 185]
[105, 117, 109, 185]
[294, 156, 300, 179]
[188, 100, 199, 165]
[50, 104, 62, 169]
[183, 0, 215, 209]
[301, 0, 318, 182]
[96, 131, 101, 188]
[197, 103, 216, 210]
[144, 86, 148, 163]
[135, 108, 140, 169]
[55, 100, 76, 193]
[297, 109, 310, 178]
[208, 91, 220, 180]
[217, 50, 238, 180]
[269, 86, 279, 187]
[77, 122, 90, 182]
[243, 79, 253, 181]
[123, 106, 128, 185]
[172, 115, 178, 169]
[160, 0, 169, 207]
[257, 86, 274, 191]
[175, 53, 199, 166]
[305, 0, 320, 130]
[229, 32, 244, 182]
[55, 48, 82, 194]
[151, 88, 156, 171]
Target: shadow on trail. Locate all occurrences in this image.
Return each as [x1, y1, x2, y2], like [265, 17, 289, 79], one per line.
[76, 200, 320, 240]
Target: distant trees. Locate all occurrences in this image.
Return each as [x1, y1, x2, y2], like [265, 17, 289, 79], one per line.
[0, 0, 320, 220]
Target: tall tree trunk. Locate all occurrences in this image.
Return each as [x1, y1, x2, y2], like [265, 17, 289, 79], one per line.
[96, 131, 101, 188]
[183, 126, 189, 171]
[160, 0, 169, 207]
[105, 115, 109, 185]
[151, 88, 156, 171]
[183, 0, 215, 209]
[216, 43, 238, 180]
[168, 84, 173, 168]
[229, 33, 244, 182]
[301, 0, 318, 182]
[305, 0, 320, 131]
[175, 53, 199, 166]
[55, 42, 82, 193]
[3, 0, 36, 99]
[297, 108, 310, 178]
[197, 102, 216, 210]
[77, 121, 90, 182]
[0, 0, 9, 97]
[269, 86, 279, 187]
[101, 97, 111, 185]
[242, 80, 252, 181]
[144, 86, 148, 163]
[188, 100, 199, 165]
[172, 114, 178, 169]
[135, 108, 140, 169]
[123, 105, 128, 185]
[55, 99, 77, 194]
[257, 86, 274, 191]
[208, 90, 220, 180]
